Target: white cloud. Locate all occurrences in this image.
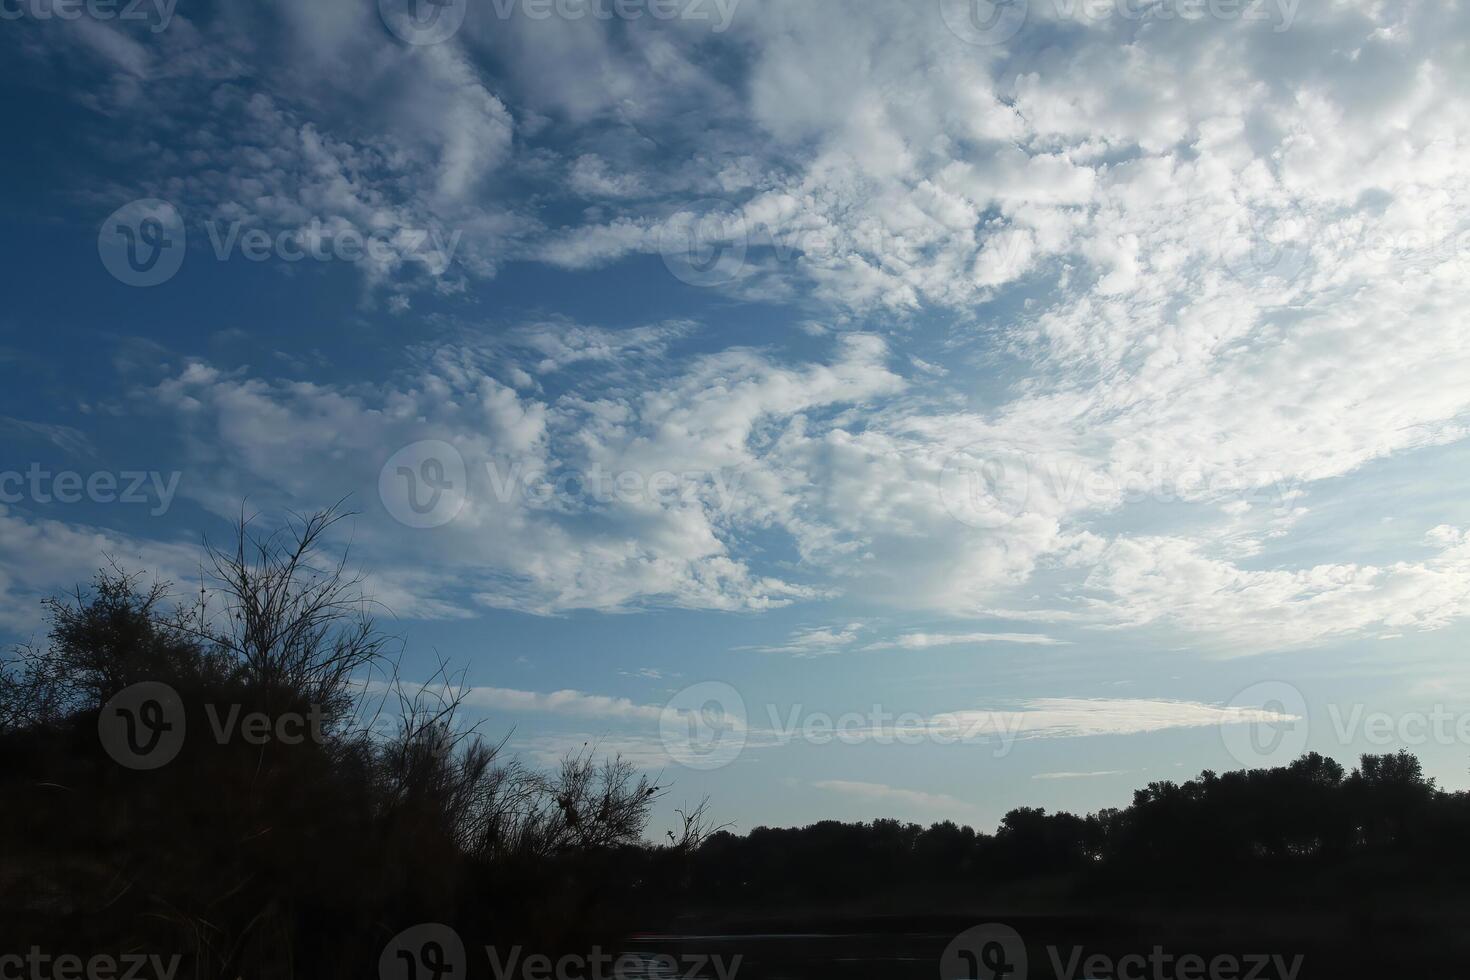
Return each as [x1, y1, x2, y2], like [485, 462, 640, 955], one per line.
[741, 623, 867, 656]
[795, 698, 1297, 745]
[812, 779, 976, 814]
[450, 683, 1296, 753]
[17, 0, 1470, 652]
[138, 329, 903, 616]
[0, 507, 202, 632]
[1082, 527, 1470, 653]
[996, 698, 1296, 740]
[459, 686, 666, 723]
[866, 632, 1067, 650]
[512, 732, 674, 769]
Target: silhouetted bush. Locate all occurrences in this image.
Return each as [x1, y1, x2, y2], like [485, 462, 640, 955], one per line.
[0, 509, 665, 979]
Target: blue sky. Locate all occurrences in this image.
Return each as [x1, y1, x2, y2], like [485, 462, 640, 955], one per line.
[4, 0, 1470, 837]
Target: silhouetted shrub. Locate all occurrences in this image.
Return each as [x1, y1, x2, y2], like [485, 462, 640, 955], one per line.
[0, 509, 662, 979]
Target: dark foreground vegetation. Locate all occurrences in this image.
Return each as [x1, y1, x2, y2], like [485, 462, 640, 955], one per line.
[3, 510, 1467, 979]
[0, 511, 707, 978]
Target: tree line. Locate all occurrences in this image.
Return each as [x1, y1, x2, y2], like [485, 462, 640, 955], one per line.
[3, 508, 1466, 979]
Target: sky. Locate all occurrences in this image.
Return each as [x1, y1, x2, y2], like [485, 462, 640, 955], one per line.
[3, 0, 1470, 837]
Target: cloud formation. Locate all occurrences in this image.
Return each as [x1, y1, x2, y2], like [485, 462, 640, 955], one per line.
[7, 0, 1470, 656]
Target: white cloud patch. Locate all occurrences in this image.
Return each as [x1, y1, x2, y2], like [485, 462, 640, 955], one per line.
[812, 779, 976, 815]
[445, 683, 1296, 759]
[740, 623, 867, 656]
[459, 686, 666, 723]
[866, 632, 1067, 651]
[995, 698, 1295, 740]
[1082, 527, 1470, 653]
[137, 330, 905, 616]
[0, 507, 202, 632]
